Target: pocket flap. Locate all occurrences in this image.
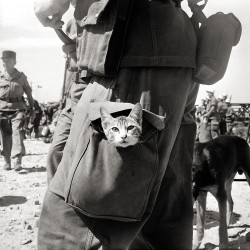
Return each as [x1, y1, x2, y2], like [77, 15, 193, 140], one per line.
[74, 0, 111, 27]
[88, 100, 165, 131]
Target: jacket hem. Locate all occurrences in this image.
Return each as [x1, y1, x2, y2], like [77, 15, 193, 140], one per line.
[120, 56, 196, 68]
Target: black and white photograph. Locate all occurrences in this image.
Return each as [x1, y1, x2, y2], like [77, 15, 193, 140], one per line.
[0, 0, 250, 249]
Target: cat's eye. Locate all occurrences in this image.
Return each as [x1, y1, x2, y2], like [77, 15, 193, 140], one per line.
[112, 127, 119, 132]
[127, 125, 134, 130]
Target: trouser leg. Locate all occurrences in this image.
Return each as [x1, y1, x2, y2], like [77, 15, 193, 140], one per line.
[139, 122, 196, 250]
[211, 121, 219, 139]
[0, 118, 12, 161]
[38, 191, 98, 250]
[39, 68, 198, 249]
[11, 111, 26, 162]
[38, 190, 145, 250]
[46, 109, 73, 184]
[198, 122, 212, 142]
[131, 78, 199, 250]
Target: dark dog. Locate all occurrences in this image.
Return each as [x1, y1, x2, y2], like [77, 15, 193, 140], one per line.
[192, 135, 250, 249]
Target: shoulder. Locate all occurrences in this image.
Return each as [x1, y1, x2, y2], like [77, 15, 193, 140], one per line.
[18, 71, 27, 80]
[14, 69, 27, 81]
[211, 96, 218, 104]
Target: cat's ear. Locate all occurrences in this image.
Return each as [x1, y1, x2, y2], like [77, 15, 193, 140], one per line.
[129, 103, 142, 126]
[100, 107, 113, 128]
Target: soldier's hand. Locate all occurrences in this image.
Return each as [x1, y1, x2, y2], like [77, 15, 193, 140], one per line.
[34, 0, 70, 28]
[62, 44, 77, 61]
[188, 0, 208, 12]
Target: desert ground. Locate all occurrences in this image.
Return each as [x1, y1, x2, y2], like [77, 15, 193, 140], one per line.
[0, 138, 250, 250]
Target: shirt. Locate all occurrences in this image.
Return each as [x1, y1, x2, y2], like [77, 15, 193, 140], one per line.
[0, 69, 34, 111]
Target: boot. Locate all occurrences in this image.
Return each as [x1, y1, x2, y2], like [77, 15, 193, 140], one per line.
[3, 157, 11, 170]
[3, 162, 11, 170]
[13, 157, 22, 172]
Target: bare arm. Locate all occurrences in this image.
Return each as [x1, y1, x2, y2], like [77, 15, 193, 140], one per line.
[34, 0, 71, 28]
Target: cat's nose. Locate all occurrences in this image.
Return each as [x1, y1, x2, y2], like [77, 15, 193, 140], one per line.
[121, 134, 127, 140]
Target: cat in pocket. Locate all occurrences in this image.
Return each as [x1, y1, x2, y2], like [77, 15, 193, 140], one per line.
[100, 103, 142, 148]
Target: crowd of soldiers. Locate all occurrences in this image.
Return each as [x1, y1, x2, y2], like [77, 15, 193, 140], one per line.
[195, 87, 249, 142]
[24, 99, 60, 141]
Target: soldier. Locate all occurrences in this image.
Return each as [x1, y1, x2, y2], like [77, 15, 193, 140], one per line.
[195, 97, 206, 140]
[225, 98, 235, 134]
[34, 0, 204, 249]
[217, 94, 228, 135]
[26, 99, 43, 138]
[199, 87, 219, 142]
[46, 17, 90, 184]
[0, 50, 34, 171]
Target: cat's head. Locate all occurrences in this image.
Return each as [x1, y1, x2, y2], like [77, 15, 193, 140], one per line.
[100, 103, 142, 148]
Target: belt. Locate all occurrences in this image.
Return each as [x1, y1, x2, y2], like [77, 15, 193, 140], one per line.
[0, 97, 22, 103]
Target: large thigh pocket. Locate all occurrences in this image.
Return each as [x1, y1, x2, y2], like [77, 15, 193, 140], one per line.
[64, 102, 164, 222]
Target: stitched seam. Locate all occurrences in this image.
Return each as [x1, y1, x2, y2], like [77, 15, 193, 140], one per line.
[148, 2, 157, 58]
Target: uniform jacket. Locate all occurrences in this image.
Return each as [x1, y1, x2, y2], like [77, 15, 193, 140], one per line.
[0, 69, 34, 111]
[74, 0, 197, 76]
[205, 95, 218, 121]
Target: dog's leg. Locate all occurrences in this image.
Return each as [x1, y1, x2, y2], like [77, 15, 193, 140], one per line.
[193, 191, 207, 250]
[242, 166, 250, 187]
[225, 175, 235, 227]
[212, 188, 229, 250]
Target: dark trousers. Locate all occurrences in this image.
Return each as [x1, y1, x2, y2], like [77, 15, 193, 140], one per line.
[46, 108, 73, 184]
[0, 110, 26, 163]
[38, 68, 199, 250]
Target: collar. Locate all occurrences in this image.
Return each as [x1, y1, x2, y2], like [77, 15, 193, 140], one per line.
[1, 69, 21, 80]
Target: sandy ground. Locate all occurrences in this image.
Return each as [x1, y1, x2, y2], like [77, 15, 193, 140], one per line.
[0, 138, 250, 250]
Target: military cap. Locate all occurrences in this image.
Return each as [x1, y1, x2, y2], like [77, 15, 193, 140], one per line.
[1, 50, 16, 59]
[205, 87, 215, 94]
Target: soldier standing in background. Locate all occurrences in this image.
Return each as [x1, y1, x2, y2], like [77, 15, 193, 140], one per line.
[225, 98, 235, 134]
[46, 17, 90, 184]
[0, 50, 34, 171]
[26, 99, 43, 138]
[199, 87, 219, 142]
[217, 94, 228, 135]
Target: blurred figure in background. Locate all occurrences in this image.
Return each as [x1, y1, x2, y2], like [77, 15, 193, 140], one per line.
[217, 94, 228, 135]
[0, 50, 34, 171]
[199, 87, 219, 142]
[225, 98, 235, 134]
[195, 97, 206, 141]
[26, 99, 43, 138]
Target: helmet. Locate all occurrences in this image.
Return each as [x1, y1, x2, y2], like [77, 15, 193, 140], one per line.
[225, 98, 231, 103]
[217, 95, 223, 99]
[222, 93, 228, 97]
[205, 87, 215, 94]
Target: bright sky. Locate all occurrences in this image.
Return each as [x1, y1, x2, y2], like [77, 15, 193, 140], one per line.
[0, 0, 250, 103]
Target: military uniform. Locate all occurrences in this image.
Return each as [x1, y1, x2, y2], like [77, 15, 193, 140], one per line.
[217, 100, 228, 135]
[38, 1, 199, 250]
[0, 50, 34, 171]
[226, 104, 235, 134]
[199, 94, 219, 142]
[46, 19, 89, 183]
[46, 70, 89, 183]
